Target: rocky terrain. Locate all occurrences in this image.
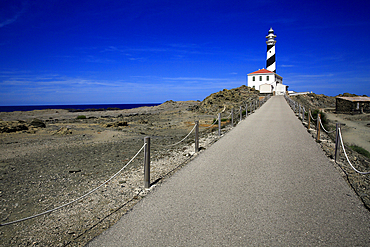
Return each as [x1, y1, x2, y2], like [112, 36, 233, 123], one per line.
[0, 86, 259, 246]
[291, 93, 336, 109]
[196, 85, 260, 113]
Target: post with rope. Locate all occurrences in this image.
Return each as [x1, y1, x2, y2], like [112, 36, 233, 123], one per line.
[195, 121, 199, 153]
[302, 106, 305, 123]
[308, 108, 311, 129]
[239, 106, 242, 122]
[295, 102, 298, 114]
[296, 102, 298, 114]
[245, 103, 248, 117]
[231, 108, 234, 127]
[144, 136, 150, 188]
[316, 113, 321, 142]
[334, 123, 341, 163]
[218, 113, 221, 136]
[299, 104, 301, 119]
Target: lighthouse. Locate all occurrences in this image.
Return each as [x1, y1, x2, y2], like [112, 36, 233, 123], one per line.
[247, 27, 288, 95]
[266, 27, 277, 73]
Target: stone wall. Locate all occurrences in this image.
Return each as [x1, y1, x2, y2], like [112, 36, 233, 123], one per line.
[336, 98, 370, 113]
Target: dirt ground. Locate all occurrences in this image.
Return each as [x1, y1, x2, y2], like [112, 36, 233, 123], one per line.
[0, 100, 236, 246]
[324, 110, 370, 154]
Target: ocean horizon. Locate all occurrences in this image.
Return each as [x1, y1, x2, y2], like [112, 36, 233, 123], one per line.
[0, 103, 161, 113]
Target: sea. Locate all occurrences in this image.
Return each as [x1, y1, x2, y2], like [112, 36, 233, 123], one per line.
[0, 103, 161, 113]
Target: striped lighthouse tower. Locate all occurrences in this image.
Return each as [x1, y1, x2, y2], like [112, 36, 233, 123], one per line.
[266, 27, 277, 73]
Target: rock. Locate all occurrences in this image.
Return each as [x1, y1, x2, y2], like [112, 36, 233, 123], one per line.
[104, 121, 128, 128]
[138, 119, 148, 124]
[69, 169, 81, 173]
[29, 118, 46, 128]
[53, 127, 72, 135]
[0, 121, 29, 133]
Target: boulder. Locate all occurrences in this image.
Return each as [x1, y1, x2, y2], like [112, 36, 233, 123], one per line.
[29, 118, 46, 128]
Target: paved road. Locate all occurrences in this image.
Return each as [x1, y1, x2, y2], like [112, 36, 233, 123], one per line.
[87, 96, 370, 246]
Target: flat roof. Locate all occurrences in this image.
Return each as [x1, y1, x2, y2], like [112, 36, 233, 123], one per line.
[336, 96, 370, 102]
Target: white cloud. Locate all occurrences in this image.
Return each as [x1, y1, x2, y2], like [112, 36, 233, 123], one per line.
[0, 3, 27, 28]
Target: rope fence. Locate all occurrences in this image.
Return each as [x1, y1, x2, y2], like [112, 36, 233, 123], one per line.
[338, 129, 370, 175]
[157, 124, 197, 147]
[1, 95, 271, 227]
[319, 117, 335, 134]
[284, 94, 370, 176]
[0, 143, 147, 226]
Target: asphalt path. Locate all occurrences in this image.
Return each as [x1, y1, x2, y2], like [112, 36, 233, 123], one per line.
[87, 96, 370, 246]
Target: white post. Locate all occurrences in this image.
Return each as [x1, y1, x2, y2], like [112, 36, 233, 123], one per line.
[144, 137, 150, 188]
[195, 121, 199, 153]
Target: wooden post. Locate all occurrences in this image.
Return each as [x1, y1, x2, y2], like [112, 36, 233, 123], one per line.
[218, 113, 221, 136]
[334, 123, 341, 163]
[295, 102, 298, 114]
[316, 113, 321, 142]
[299, 104, 301, 119]
[240, 106, 242, 122]
[308, 108, 311, 129]
[195, 121, 199, 153]
[231, 108, 234, 127]
[144, 137, 150, 188]
[302, 107, 305, 123]
[245, 103, 248, 117]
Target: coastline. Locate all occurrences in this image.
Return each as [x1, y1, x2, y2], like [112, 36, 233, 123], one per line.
[0, 103, 161, 113]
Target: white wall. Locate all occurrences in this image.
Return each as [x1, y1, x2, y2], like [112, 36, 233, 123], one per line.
[260, 84, 272, 93]
[275, 83, 286, 95]
[247, 73, 275, 90]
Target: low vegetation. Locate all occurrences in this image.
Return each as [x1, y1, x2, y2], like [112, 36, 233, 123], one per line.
[349, 145, 370, 159]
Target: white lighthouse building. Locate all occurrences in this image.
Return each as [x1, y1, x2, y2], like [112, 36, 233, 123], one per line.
[247, 28, 288, 95]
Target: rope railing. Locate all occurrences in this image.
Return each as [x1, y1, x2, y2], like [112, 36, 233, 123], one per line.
[1, 95, 272, 228]
[309, 110, 316, 121]
[285, 94, 369, 176]
[158, 124, 197, 147]
[0, 143, 147, 227]
[338, 129, 370, 175]
[319, 116, 335, 134]
[203, 118, 219, 129]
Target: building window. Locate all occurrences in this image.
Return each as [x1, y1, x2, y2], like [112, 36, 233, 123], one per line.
[252, 76, 255, 81]
[259, 76, 262, 81]
[266, 76, 269, 81]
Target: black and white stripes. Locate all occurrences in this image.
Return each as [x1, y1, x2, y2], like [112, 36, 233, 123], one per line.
[266, 28, 276, 73]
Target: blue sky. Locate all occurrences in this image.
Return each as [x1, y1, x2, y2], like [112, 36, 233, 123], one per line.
[1, 0, 370, 105]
